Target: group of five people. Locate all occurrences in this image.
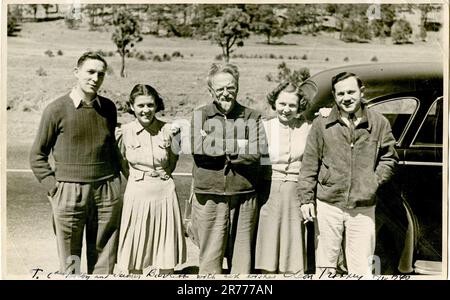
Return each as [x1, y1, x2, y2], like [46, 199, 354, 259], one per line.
[29, 51, 398, 277]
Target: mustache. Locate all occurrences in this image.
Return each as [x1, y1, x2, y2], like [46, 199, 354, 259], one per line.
[214, 99, 233, 105]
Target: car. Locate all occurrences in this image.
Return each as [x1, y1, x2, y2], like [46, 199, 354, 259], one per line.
[300, 62, 444, 275]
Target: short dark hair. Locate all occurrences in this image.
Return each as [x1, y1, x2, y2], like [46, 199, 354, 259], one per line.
[266, 81, 309, 113]
[77, 51, 108, 69]
[331, 72, 363, 93]
[127, 84, 165, 115]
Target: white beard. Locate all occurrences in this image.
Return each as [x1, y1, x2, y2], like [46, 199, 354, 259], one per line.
[216, 99, 234, 114]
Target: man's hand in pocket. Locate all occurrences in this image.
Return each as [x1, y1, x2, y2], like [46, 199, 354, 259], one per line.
[41, 176, 58, 197]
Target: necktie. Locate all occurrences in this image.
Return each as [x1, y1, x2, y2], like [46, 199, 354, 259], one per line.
[348, 113, 356, 130]
[348, 113, 356, 148]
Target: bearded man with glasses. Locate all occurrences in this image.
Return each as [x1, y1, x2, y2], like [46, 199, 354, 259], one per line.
[190, 63, 267, 274]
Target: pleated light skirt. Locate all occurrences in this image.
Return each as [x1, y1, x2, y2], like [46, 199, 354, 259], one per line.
[255, 180, 305, 273]
[117, 177, 186, 271]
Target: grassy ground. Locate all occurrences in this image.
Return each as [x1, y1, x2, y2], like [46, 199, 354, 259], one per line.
[5, 19, 443, 278]
[7, 20, 442, 119]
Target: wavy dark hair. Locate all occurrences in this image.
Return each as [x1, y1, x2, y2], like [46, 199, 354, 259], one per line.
[266, 81, 309, 113]
[127, 84, 165, 115]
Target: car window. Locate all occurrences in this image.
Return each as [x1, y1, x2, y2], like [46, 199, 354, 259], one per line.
[299, 81, 318, 104]
[412, 97, 443, 147]
[368, 97, 418, 141]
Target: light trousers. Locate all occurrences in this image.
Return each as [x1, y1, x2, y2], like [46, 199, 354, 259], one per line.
[193, 193, 258, 274]
[315, 200, 376, 276]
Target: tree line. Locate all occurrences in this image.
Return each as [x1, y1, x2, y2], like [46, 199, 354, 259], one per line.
[7, 3, 442, 77]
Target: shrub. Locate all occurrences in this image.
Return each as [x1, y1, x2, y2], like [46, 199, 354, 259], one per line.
[371, 56, 378, 62]
[279, 55, 284, 59]
[175, 24, 194, 37]
[265, 74, 274, 82]
[215, 54, 223, 61]
[325, 57, 329, 61]
[269, 53, 276, 59]
[57, 50, 64, 56]
[7, 6, 22, 36]
[265, 62, 310, 87]
[391, 19, 413, 44]
[18, 99, 36, 112]
[371, 19, 390, 38]
[115, 98, 127, 113]
[65, 16, 80, 30]
[44, 50, 54, 57]
[292, 55, 298, 60]
[8, 16, 20, 36]
[344, 57, 349, 62]
[135, 51, 147, 61]
[244, 95, 255, 106]
[36, 67, 47, 76]
[172, 51, 182, 58]
[342, 19, 372, 42]
[96, 49, 115, 57]
[163, 53, 171, 61]
[153, 55, 162, 62]
[301, 54, 308, 60]
[95, 49, 106, 56]
[297, 67, 310, 81]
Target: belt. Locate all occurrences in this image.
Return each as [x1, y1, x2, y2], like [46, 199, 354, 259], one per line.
[129, 169, 171, 181]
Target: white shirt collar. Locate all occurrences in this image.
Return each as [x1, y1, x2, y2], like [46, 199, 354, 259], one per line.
[69, 88, 101, 108]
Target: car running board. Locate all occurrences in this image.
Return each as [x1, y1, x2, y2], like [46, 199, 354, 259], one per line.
[414, 260, 442, 275]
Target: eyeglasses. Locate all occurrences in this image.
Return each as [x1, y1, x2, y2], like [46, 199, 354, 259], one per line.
[213, 86, 237, 95]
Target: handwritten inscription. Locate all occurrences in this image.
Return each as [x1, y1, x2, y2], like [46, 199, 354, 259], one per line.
[30, 268, 410, 280]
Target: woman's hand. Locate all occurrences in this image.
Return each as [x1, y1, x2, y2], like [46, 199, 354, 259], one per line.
[169, 122, 181, 136]
[315, 107, 332, 118]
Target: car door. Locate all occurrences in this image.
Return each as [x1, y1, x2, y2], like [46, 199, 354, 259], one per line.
[367, 96, 420, 273]
[402, 97, 443, 263]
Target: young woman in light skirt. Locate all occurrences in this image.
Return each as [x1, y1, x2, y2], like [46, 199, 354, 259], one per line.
[116, 84, 186, 274]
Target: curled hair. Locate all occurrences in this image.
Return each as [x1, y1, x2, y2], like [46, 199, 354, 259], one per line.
[207, 63, 239, 89]
[266, 81, 309, 113]
[127, 84, 165, 115]
[77, 51, 107, 69]
[331, 72, 363, 93]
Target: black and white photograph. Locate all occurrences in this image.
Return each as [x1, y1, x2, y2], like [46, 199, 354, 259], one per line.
[1, 0, 448, 282]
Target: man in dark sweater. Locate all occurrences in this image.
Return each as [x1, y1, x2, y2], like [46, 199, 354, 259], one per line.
[30, 52, 122, 274]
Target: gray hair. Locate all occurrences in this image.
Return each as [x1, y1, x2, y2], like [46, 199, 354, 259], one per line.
[207, 63, 240, 88]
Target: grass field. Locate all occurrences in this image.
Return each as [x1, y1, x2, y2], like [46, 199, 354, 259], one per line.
[6, 20, 443, 146]
[5, 19, 443, 278]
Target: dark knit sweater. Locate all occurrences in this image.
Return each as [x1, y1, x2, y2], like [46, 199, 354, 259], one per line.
[30, 93, 120, 183]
